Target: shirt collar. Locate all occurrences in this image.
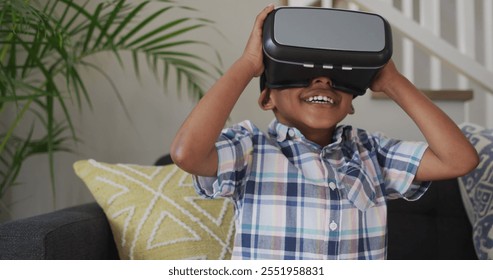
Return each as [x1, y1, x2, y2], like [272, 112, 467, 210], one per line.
[268, 119, 303, 142]
[268, 119, 349, 149]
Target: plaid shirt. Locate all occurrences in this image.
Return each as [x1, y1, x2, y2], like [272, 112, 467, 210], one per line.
[194, 120, 430, 260]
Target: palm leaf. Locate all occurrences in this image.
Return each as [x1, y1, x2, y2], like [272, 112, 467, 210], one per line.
[92, 0, 125, 49]
[0, 0, 222, 208]
[102, 1, 149, 49]
[116, 6, 174, 47]
[124, 17, 192, 48]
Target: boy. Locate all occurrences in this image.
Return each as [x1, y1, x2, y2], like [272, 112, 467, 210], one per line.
[171, 5, 479, 259]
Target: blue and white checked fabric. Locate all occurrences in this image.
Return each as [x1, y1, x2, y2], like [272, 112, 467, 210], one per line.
[194, 120, 430, 260]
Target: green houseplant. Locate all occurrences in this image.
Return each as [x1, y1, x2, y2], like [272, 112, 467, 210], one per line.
[0, 0, 221, 215]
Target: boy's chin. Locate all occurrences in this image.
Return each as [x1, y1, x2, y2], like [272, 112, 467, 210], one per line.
[295, 118, 341, 131]
[274, 111, 346, 131]
[303, 113, 347, 127]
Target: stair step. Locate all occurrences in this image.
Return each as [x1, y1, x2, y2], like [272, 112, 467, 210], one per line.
[371, 90, 473, 101]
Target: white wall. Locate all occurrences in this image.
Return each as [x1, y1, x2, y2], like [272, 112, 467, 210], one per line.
[3, 0, 489, 220]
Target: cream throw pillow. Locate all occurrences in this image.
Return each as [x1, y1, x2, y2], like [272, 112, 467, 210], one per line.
[73, 159, 235, 260]
[458, 123, 493, 259]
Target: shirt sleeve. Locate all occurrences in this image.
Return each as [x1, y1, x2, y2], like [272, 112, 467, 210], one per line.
[372, 132, 431, 201]
[193, 121, 254, 200]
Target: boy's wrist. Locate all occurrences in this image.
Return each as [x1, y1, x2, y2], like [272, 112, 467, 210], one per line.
[380, 74, 411, 99]
[237, 55, 261, 79]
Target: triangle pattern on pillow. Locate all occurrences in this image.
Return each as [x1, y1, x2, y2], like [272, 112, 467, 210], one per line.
[146, 211, 200, 249]
[185, 196, 231, 226]
[74, 160, 236, 260]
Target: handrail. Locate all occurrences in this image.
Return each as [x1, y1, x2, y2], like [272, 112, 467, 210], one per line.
[350, 0, 493, 94]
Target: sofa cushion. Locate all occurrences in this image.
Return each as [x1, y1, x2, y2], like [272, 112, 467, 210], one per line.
[458, 123, 493, 259]
[387, 178, 477, 259]
[73, 160, 235, 260]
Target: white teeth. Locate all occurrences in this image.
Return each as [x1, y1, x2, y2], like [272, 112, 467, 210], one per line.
[305, 95, 334, 104]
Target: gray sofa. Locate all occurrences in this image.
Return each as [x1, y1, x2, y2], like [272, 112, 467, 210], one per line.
[0, 177, 477, 260]
[0, 203, 119, 259]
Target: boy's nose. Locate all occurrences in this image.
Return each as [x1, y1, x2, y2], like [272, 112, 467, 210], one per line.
[311, 77, 332, 87]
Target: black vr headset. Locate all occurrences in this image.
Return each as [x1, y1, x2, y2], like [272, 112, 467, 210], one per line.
[261, 7, 393, 96]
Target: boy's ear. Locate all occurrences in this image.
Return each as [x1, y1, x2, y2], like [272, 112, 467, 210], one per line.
[258, 88, 275, 110]
[349, 104, 355, 115]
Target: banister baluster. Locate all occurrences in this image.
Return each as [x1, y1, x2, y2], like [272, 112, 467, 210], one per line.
[456, 0, 476, 89]
[456, 0, 476, 122]
[321, 0, 334, 8]
[420, 0, 442, 89]
[484, 0, 493, 128]
[402, 0, 414, 82]
[287, 0, 319, 6]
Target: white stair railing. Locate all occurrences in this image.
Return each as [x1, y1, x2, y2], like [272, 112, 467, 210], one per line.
[419, 0, 441, 90]
[485, 0, 493, 127]
[347, 0, 493, 93]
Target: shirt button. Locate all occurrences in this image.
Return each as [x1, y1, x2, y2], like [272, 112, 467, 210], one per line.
[329, 182, 336, 191]
[329, 220, 338, 231]
[288, 129, 295, 138]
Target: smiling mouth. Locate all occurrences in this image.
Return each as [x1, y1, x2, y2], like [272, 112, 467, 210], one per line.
[304, 95, 335, 105]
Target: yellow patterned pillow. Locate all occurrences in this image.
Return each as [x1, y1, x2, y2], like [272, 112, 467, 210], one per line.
[73, 159, 235, 260]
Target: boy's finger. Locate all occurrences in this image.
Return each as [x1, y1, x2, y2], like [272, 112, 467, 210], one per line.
[263, 4, 275, 12]
[256, 4, 275, 23]
[265, 3, 275, 10]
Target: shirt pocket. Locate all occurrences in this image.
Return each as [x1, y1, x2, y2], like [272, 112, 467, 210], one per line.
[337, 165, 378, 212]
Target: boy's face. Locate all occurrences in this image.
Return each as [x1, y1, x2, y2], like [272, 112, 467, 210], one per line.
[259, 76, 353, 137]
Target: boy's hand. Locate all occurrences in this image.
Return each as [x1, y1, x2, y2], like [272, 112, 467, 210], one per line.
[369, 60, 402, 94]
[241, 4, 275, 78]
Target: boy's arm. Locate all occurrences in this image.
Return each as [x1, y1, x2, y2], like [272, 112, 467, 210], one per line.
[170, 5, 275, 177]
[371, 61, 479, 181]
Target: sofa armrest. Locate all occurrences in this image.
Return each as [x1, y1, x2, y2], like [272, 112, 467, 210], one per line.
[0, 203, 118, 260]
